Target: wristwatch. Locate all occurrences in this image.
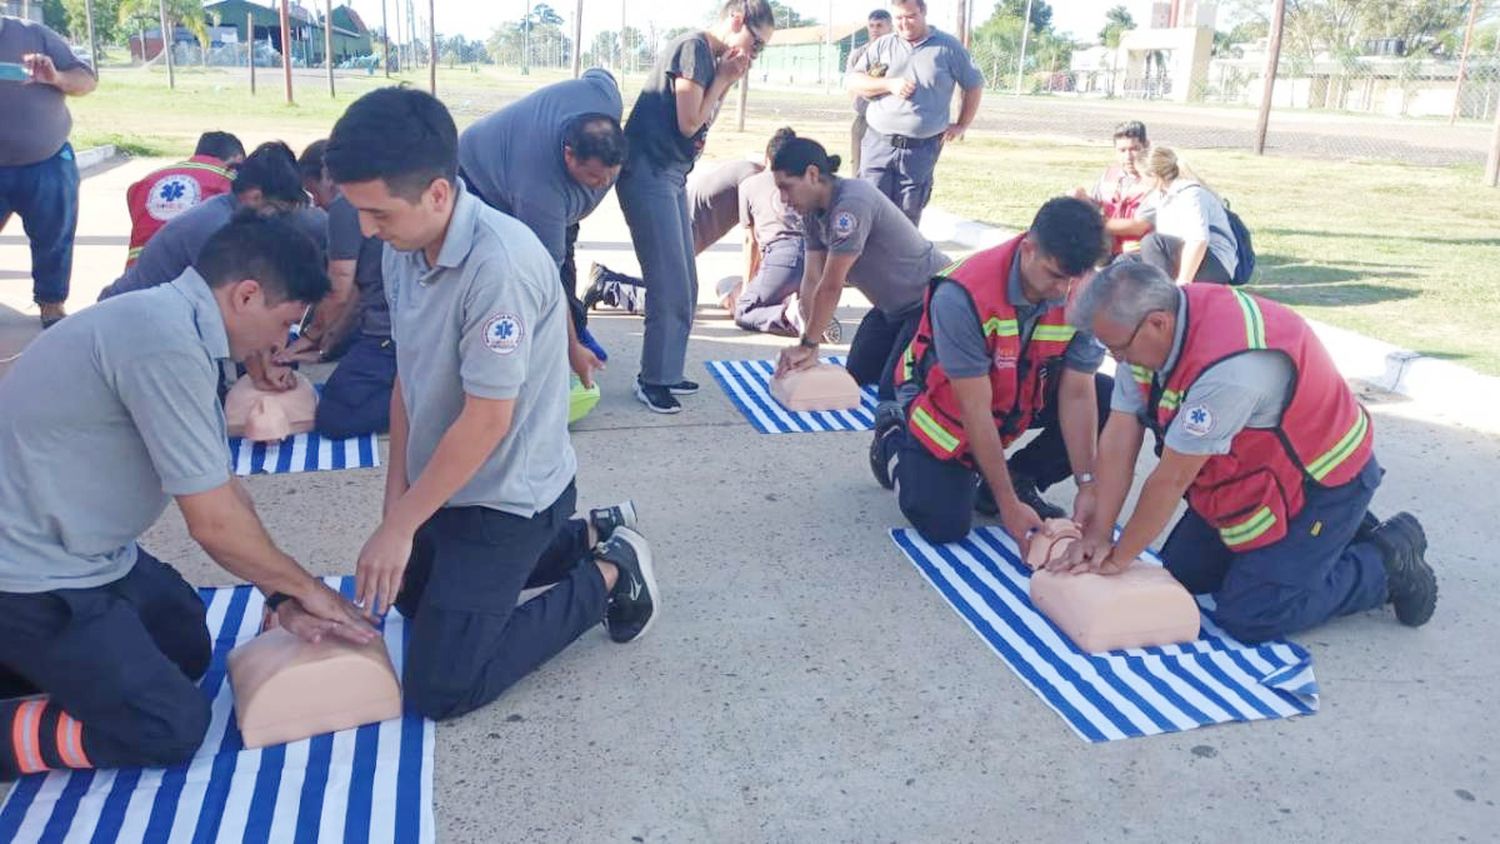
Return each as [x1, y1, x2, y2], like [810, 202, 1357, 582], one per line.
[264, 592, 293, 612]
[1074, 472, 1096, 485]
[798, 335, 819, 349]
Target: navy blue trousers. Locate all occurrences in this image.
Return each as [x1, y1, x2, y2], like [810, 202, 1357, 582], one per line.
[0, 550, 211, 776]
[1162, 457, 1390, 644]
[316, 333, 397, 438]
[0, 143, 79, 304]
[857, 131, 943, 227]
[395, 482, 609, 721]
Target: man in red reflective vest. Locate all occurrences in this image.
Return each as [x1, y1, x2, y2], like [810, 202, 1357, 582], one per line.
[1057, 261, 1436, 643]
[123, 131, 244, 268]
[872, 197, 1112, 546]
[1076, 120, 1152, 258]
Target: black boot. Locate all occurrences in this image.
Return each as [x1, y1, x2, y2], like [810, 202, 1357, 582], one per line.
[869, 401, 905, 490]
[1369, 512, 1437, 627]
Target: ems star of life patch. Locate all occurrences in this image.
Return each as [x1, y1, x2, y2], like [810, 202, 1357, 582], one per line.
[483, 312, 524, 355]
[833, 210, 858, 238]
[147, 174, 202, 221]
[1182, 404, 1215, 437]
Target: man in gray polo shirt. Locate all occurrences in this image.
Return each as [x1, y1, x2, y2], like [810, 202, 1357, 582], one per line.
[0, 216, 374, 779]
[459, 69, 626, 387]
[846, 0, 983, 225]
[325, 87, 659, 722]
[0, 13, 96, 327]
[771, 138, 948, 402]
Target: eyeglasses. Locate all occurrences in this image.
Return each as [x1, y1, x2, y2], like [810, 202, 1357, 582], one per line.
[744, 0, 767, 55]
[1103, 311, 1158, 359]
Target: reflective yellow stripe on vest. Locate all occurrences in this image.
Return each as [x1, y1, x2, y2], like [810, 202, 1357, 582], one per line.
[901, 342, 916, 381]
[1031, 325, 1076, 343]
[1130, 364, 1152, 385]
[1159, 388, 1182, 411]
[1218, 505, 1277, 548]
[1306, 409, 1369, 481]
[910, 405, 961, 455]
[126, 246, 143, 259]
[1232, 289, 1267, 350]
[982, 317, 1019, 338]
[174, 162, 232, 178]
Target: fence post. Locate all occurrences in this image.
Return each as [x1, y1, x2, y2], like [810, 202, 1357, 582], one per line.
[325, 0, 335, 96]
[83, 0, 98, 78]
[427, 0, 435, 94]
[279, 0, 293, 104]
[381, 0, 390, 76]
[1451, 1, 1483, 125]
[157, 0, 175, 89]
[1254, 0, 1286, 155]
[248, 12, 256, 94]
[572, 0, 583, 77]
[1014, 0, 1033, 96]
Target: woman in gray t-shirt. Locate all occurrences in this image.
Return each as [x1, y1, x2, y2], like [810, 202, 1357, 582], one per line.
[1137, 145, 1238, 285]
[615, 0, 775, 414]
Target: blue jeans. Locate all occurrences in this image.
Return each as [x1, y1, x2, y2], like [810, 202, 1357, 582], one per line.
[1161, 457, 1389, 644]
[316, 334, 397, 438]
[0, 143, 80, 304]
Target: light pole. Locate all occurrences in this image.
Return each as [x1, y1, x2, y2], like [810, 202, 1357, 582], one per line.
[157, 0, 175, 89]
[1013, 0, 1033, 96]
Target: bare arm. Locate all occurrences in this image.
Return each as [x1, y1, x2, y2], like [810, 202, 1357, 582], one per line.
[673, 62, 743, 138]
[847, 72, 907, 99]
[803, 252, 855, 340]
[23, 53, 96, 95]
[383, 376, 410, 519]
[955, 85, 983, 129]
[1056, 368, 1099, 483]
[1049, 410, 1146, 573]
[1105, 216, 1154, 238]
[1102, 445, 1209, 572]
[282, 258, 358, 362]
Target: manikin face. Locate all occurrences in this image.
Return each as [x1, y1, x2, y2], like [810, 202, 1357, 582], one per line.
[337, 176, 454, 253]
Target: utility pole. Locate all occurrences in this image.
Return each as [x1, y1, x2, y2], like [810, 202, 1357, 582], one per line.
[427, 0, 436, 94]
[393, 0, 402, 72]
[381, 0, 390, 76]
[325, 0, 335, 96]
[572, 0, 583, 77]
[1254, 0, 1286, 155]
[1451, 1, 1484, 125]
[279, 0, 294, 103]
[736, 75, 748, 132]
[83, 0, 98, 77]
[1013, 0, 1033, 96]
[157, 0, 175, 89]
[248, 11, 256, 94]
[521, 0, 530, 76]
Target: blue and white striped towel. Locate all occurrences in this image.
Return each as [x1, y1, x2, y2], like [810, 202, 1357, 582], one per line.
[705, 357, 878, 434]
[229, 432, 381, 476]
[0, 577, 434, 843]
[892, 526, 1318, 742]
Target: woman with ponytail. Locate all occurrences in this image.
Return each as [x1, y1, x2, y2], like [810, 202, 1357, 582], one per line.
[770, 137, 950, 402]
[617, 0, 776, 414]
[1139, 145, 1238, 285]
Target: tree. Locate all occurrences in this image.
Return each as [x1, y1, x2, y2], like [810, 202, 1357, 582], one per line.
[118, 0, 208, 60]
[767, 1, 815, 29]
[994, 0, 1052, 36]
[1099, 4, 1134, 48]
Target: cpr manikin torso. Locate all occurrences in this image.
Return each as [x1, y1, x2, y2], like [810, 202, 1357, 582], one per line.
[224, 373, 318, 441]
[770, 363, 861, 412]
[1025, 519, 1201, 652]
[228, 626, 403, 749]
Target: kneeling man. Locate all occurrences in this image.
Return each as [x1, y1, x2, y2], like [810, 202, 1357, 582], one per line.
[1057, 261, 1437, 643]
[873, 197, 1112, 545]
[0, 216, 374, 779]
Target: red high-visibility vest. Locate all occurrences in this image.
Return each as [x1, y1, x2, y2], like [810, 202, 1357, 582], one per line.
[125, 155, 234, 267]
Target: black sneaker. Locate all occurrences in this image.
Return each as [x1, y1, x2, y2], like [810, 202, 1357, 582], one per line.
[1354, 510, 1381, 544]
[583, 263, 611, 312]
[1370, 512, 1437, 627]
[589, 500, 638, 543]
[869, 401, 905, 490]
[634, 379, 681, 414]
[599, 527, 658, 643]
[1011, 472, 1067, 520]
[668, 380, 699, 396]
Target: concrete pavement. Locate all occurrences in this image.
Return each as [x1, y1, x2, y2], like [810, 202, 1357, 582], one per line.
[2, 157, 1496, 841]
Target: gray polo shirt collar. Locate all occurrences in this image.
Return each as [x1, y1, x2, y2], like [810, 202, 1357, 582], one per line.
[169, 268, 231, 361]
[1158, 287, 1189, 377]
[423, 181, 481, 276]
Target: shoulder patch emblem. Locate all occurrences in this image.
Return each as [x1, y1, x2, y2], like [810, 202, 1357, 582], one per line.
[1181, 404, 1214, 437]
[833, 210, 858, 238]
[146, 174, 202, 222]
[483, 312, 524, 355]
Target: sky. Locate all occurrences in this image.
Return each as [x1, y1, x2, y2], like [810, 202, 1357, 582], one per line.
[335, 0, 1164, 49]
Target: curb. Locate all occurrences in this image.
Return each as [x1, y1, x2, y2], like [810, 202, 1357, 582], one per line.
[75, 144, 118, 172]
[920, 207, 1500, 419]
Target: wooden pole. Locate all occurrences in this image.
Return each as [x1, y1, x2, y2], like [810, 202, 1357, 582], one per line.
[1487, 103, 1500, 186]
[735, 74, 748, 132]
[427, 0, 435, 94]
[248, 11, 256, 94]
[1254, 0, 1286, 155]
[393, 0, 402, 72]
[1451, 1, 1483, 125]
[157, 0, 175, 89]
[1014, 0, 1033, 96]
[279, 0, 293, 104]
[83, 0, 98, 77]
[381, 0, 390, 75]
[325, 0, 335, 96]
[571, 0, 583, 77]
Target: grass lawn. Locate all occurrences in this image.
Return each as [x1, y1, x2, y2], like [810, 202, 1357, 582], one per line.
[69, 66, 1500, 374]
